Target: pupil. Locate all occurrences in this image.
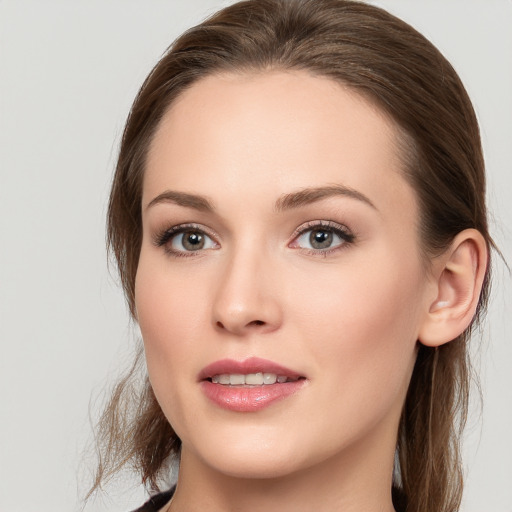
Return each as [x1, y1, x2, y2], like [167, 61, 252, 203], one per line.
[183, 231, 204, 250]
[310, 229, 332, 249]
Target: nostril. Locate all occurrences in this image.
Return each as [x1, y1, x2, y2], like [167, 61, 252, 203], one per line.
[214, 318, 270, 332]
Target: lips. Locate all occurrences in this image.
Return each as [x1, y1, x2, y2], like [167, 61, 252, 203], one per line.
[199, 357, 306, 412]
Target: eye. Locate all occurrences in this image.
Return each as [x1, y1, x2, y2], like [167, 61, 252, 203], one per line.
[154, 224, 218, 256]
[290, 221, 354, 253]
[171, 230, 216, 251]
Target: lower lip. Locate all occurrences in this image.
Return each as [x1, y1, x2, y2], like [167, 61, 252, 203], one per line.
[200, 380, 306, 412]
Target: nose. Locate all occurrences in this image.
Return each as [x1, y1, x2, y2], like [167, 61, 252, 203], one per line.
[212, 248, 283, 336]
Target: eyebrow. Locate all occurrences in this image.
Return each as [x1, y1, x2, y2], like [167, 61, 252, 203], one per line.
[145, 190, 215, 212]
[274, 184, 377, 212]
[145, 184, 377, 213]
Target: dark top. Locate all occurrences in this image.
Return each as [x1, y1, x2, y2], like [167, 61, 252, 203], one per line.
[131, 487, 175, 512]
[132, 485, 406, 511]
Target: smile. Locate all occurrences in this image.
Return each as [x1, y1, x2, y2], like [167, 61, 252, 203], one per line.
[199, 358, 307, 412]
[210, 373, 301, 385]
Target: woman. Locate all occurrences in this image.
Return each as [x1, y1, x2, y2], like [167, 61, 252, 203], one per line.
[91, 1, 493, 511]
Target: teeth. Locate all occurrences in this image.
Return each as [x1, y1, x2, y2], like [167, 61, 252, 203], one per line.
[229, 374, 245, 385]
[211, 373, 293, 385]
[245, 372, 264, 385]
[263, 373, 277, 384]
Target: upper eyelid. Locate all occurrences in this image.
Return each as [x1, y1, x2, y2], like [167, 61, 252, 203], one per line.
[291, 219, 352, 237]
[152, 222, 219, 247]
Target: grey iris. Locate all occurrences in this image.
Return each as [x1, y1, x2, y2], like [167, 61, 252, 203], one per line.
[310, 229, 333, 249]
[183, 231, 204, 250]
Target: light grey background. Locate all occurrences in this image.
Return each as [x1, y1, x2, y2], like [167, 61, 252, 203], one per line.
[0, 1, 510, 511]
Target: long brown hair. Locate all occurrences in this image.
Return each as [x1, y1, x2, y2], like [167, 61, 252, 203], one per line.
[92, 1, 493, 511]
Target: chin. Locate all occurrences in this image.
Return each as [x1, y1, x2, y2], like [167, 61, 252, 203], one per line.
[182, 423, 343, 482]
[205, 449, 307, 480]
[178, 422, 310, 479]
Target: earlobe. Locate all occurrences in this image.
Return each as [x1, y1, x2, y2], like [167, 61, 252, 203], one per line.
[418, 229, 488, 347]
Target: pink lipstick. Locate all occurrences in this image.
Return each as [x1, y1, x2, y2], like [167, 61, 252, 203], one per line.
[199, 357, 306, 412]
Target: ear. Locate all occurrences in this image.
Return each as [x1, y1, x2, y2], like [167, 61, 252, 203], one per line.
[418, 229, 488, 347]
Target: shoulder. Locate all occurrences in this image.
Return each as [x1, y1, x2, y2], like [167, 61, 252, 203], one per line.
[131, 487, 175, 512]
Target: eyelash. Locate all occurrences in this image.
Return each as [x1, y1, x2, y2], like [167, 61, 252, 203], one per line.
[153, 220, 355, 258]
[153, 223, 219, 258]
[290, 220, 355, 256]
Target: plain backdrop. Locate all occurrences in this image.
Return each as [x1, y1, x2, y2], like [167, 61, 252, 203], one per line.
[1, 1, 511, 511]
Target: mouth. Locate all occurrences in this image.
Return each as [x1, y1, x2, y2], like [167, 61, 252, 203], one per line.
[199, 357, 307, 412]
[199, 356, 305, 384]
[209, 373, 303, 386]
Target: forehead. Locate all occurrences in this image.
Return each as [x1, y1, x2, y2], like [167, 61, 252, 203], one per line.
[144, 70, 414, 217]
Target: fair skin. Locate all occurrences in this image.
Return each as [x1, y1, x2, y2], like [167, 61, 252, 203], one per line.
[135, 71, 487, 512]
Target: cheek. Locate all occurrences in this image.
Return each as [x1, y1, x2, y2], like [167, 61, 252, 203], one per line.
[134, 255, 207, 380]
[291, 251, 422, 333]
[279, 259, 423, 451]
[134, 254, 213, 433]
[286, 251, 424, 397]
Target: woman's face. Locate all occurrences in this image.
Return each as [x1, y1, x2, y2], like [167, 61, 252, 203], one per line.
[136, 71, 435, 479]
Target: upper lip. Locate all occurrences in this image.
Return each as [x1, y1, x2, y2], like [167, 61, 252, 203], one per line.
[198, 357, 304, 381]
